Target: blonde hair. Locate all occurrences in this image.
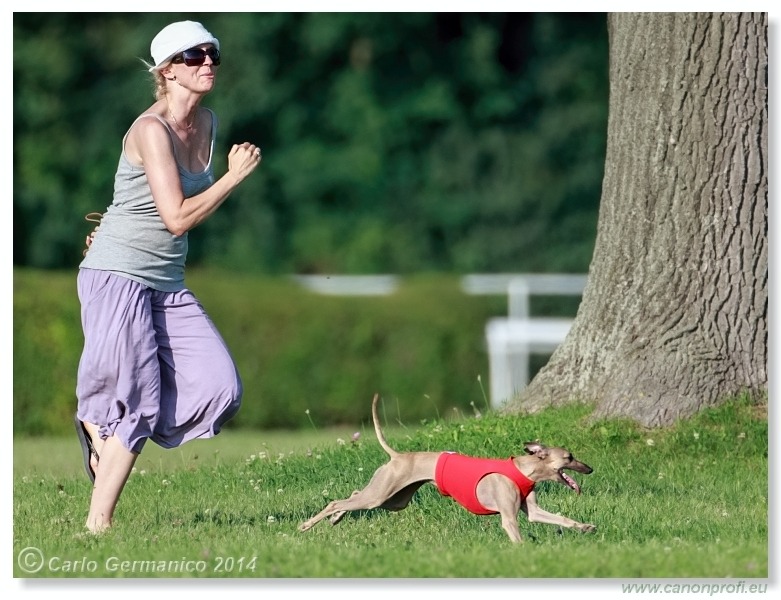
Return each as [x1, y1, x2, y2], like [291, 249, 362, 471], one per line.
[150, 68, 170, 101]
[140, 58, 172, 100]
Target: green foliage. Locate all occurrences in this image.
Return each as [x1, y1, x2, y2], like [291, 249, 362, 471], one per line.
[14, 268, 510, 435]
[14, 13, 608, 274]
[12, 395, 767, 578]
[13, 269, 84, 434]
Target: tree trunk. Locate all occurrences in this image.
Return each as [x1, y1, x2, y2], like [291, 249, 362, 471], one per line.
[506, 13, 767, 427]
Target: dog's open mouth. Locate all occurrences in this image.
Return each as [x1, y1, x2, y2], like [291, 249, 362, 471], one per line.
[560, 470, 581, 494]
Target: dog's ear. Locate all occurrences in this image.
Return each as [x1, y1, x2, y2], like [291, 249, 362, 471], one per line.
[524, 441, 549, 458]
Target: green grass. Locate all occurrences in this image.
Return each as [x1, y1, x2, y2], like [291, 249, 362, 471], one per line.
[12, 396, 767, 579]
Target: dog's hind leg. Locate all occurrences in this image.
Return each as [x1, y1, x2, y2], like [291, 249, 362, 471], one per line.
[327, 480, 427, 525]
[300, 462, 420, 531]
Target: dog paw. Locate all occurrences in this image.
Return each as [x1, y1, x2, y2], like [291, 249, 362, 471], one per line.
[578, 523, 597, 533]
[329, 510, 348, 525]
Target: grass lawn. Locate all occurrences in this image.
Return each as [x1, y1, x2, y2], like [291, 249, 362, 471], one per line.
[12, 395, 768, 586]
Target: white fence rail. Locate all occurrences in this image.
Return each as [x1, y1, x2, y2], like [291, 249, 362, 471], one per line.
[461, 273, 588, 297]
[291, 275, 399, 296]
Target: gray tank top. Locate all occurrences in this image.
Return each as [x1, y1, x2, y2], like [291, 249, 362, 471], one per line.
[80, 109, 217, 291]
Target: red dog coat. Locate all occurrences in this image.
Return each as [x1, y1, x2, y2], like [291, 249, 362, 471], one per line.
[434, 452, 535, 515]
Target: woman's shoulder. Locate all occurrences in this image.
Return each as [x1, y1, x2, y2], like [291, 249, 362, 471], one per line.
[133, 110, 169, 130]
[127, 110, 173, 145]
[123, 108, 173, 165]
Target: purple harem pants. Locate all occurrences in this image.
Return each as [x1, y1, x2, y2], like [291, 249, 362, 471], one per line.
[76, 268, 242, 453]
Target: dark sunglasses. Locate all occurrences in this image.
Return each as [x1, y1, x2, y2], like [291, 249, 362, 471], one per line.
[172, 47, 221, 67]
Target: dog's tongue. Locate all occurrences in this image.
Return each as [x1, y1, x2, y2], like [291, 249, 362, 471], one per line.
[562, 472, 581, 494]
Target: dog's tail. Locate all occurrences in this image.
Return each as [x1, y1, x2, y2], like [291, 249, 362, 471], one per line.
[371, 393, 398, 457]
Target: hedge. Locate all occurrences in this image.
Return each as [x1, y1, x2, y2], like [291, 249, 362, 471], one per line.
[13, 268, 515, 435]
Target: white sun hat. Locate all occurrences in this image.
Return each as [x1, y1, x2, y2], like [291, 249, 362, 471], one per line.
[148, 20, 220, 72]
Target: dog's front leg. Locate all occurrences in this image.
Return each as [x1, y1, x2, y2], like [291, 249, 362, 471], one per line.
[496, 505, 524, 542]
[522, 491, 596, 533]
[477, 474, 524, 543]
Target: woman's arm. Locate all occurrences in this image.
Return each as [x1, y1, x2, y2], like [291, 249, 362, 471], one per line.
[130, 116, 261, 237]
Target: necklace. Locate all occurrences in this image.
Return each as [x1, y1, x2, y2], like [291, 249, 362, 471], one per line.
[168, 104, 194, 131]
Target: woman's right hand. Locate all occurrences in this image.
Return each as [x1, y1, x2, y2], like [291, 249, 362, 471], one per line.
[227, 142, 262, 183]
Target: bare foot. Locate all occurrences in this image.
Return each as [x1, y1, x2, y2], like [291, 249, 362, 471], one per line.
[85, 517, 111, 535]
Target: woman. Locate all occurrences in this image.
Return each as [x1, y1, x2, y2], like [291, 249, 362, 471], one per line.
[75, 20, 261, 534]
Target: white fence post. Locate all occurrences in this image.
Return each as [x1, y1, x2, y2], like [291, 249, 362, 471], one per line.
[462, 274, 587, 409]
[486, 319, 531, 409]
[484, 317, 576, 409]
[508, 277, 530, 319]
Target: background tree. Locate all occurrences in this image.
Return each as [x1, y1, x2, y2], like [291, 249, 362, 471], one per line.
[507, 12, 768, 427]
[13, 13, 608, 275]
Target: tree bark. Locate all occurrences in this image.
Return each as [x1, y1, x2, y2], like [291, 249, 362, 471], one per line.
[506, 13, 767, 427]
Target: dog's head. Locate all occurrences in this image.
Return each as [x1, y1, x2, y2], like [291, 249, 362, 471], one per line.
[523, 441, 593, 494]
